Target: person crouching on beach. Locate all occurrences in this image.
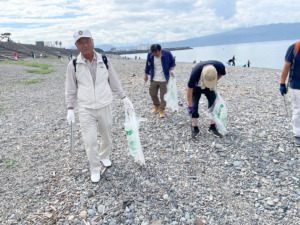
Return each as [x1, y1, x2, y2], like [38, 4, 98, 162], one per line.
[144, 44, 176, 118]
[186, 60, 226, 138]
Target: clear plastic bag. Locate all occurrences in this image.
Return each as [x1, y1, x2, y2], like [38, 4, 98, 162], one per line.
[164, 77, 179, 112]
[124, 106, 146, 166]
[206, 91, 227, 135]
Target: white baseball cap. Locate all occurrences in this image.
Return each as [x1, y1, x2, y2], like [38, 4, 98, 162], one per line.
[201, 65, 217, 89]
[73, 29, 92, 42]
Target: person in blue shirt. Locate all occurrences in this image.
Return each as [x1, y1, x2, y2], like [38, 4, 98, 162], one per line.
[144, 44, 176, 118]
[187, 60, 226, 138]
[280, 41, 300, 146]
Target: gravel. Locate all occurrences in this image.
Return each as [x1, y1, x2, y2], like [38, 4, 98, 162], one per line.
[0, 57, 300, 224]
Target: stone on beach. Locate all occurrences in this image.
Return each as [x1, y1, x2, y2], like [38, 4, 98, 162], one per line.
[0, 58, 300, 224]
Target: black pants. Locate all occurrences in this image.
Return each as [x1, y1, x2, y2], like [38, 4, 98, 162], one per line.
[192, 86, 216, 118]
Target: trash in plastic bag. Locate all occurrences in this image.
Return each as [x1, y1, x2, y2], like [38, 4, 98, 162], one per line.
[164, 77, 179, 112]
[206, 91, 227, 136]
[124, 106, 146, 166]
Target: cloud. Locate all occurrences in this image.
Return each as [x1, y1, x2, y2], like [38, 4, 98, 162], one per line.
[208, 0, 237, 20]
[0, 0, 300, 48]
[229, 0, 300, 26]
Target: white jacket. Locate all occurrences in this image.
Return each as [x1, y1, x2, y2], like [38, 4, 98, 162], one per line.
[65, 52, 125, 109]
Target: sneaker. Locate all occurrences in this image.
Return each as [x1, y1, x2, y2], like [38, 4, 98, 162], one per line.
[152, 106, 160, 114]
[101, 158, 112, 167]
[91, 171, 100, 183]
[208, 124, 223, 138]
[159, 110, 165, 118]
[294, 136, 300, 146]
[192, 126, 200, 138]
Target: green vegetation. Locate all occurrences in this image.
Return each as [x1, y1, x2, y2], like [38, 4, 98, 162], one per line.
[25, 68, 55, 74]
[0, 103, 4, 112]
[4, 159, 17, 168]
[0, 103, 6, 116]
[18, 78, 45, 85]
[52, 76, 63, 80]
[95, 48, 104, 53]
[0, 60, 54, 74]
[0, 99, 8, 116]
[1, 60, 51, 68]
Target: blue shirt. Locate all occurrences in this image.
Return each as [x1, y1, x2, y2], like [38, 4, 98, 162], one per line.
[145, 50, 176, 82]
[188, 60, 226, 88]
[285, 43, 300, 89]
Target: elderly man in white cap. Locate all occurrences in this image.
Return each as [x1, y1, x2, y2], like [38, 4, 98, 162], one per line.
[65, 29, 133, 182]
[186, 60, 226, 138]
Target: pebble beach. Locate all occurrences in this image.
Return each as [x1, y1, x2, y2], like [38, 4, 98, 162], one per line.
[0, 57, 300, 224]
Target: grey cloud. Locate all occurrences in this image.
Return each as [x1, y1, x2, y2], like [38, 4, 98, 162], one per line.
[2, 0, 300, 47]
[208, 0, 237, 20]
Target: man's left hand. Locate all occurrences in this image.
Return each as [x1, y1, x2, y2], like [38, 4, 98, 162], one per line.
[280, 83, 287, 96]
[170, 70, 175, 78]
[122, 97, 134, 109]
[187, 106, 194, 114]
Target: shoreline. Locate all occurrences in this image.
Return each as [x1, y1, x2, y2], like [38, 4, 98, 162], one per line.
[113, 56, 283, 71]
[106, 47, 192, 55]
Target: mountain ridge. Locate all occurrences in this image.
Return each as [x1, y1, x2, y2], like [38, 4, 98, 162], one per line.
[95, 23, 300, 51]
[159, 23, 300, 48]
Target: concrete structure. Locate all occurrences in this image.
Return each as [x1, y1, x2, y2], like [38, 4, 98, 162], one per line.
[0, 40, 79, 61]
[36, 41, 44, 47]
[138, 45, 150, 50]
[44, 41, 52, 47]
[36, 41, 53, 47]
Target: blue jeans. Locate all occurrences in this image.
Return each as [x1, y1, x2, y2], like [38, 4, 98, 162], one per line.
[192, 86, 216, 118]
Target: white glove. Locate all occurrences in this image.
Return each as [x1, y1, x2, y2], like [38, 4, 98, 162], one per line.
[122, 97, 133, 109]
[67, 110, 75, 125]
[170, 70, 175, 78]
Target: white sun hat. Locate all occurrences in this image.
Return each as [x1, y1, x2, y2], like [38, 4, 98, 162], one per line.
[73, 29, 92, 42]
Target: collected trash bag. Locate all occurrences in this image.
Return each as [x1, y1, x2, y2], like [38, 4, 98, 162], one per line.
[124, 106, 146, 166]
[206, 91, 227, 135]
[164, 77, 179, 112]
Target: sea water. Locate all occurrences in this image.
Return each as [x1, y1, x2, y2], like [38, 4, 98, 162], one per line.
[121, 40, 299, 70]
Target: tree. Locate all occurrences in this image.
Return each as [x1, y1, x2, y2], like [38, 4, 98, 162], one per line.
[55, 41, 58, 47]
[1, 33, 12, 41]
[94, 48, 104, 54]
[59, 41, 62, 48]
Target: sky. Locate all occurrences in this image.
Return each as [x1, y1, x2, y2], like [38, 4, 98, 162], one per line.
[0, 0, 300, 48]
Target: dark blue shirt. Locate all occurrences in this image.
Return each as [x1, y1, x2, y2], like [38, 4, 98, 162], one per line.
[145, 50, 176, 82]
[188, 60, 226, 88]
[285, 43, 300, 89]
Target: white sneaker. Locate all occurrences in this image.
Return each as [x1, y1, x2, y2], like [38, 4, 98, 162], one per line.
[101, 158, 112, 167]
[91, 171, 100, 183]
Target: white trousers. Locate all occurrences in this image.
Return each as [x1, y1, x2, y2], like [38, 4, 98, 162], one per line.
[292, 89, 300, 137]
[78, 105, 112, 172]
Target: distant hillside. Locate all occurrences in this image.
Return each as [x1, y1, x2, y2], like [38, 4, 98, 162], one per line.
[95, 44, 138, 51]
[95, 44, 114, 51]
[160, 23, 300, 48]
[75, 23, 300, 50]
